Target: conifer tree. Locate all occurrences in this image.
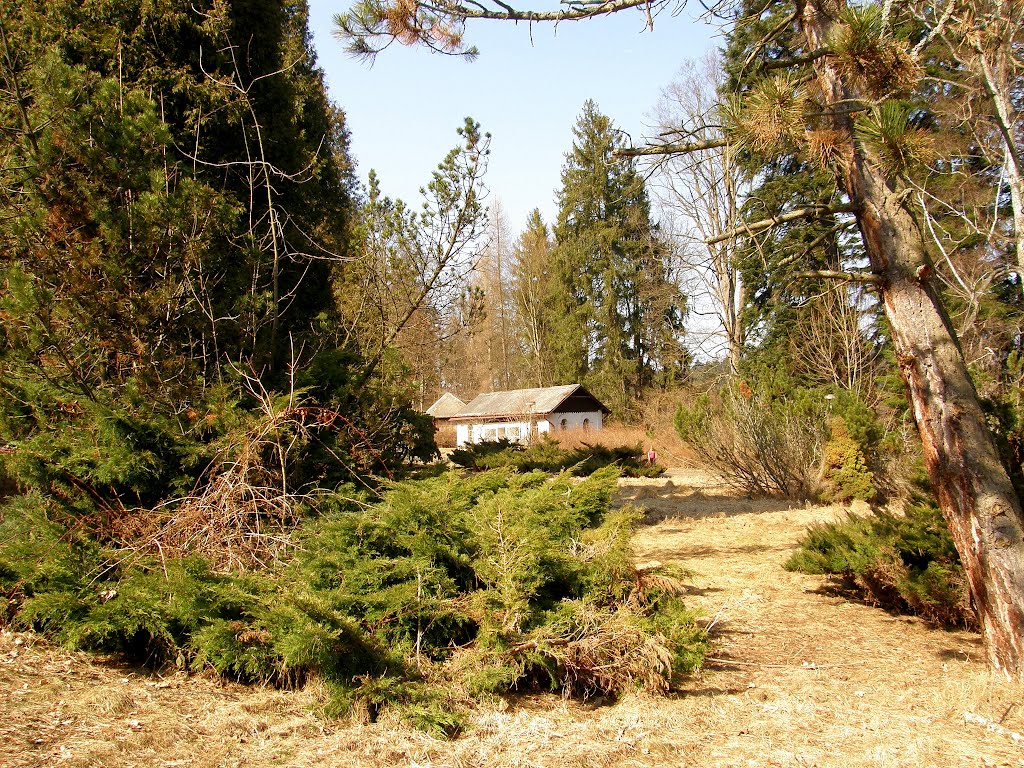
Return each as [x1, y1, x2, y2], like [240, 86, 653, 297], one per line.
[0, 0, 439, 520]
[716, 0, 865, 357]
[551, 101, 686, 416]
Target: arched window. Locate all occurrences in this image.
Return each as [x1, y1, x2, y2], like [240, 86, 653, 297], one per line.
[582, 418, 590, 431]
[560, 418, 568, 431]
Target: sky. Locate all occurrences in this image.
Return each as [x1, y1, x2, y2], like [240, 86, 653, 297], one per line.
[305, 0, 720, 233]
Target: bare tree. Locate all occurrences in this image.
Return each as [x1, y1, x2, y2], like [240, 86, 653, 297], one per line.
[923, 0, 1024, 282]
[341, 119, 491, 390]
[792, 285, 883, 404]
[479, 201, 516, 389]
[649, 54, 749, 372]
[510, 209, 556, 387]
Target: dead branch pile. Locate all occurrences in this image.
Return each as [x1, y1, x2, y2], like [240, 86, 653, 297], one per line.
[530, 606, 675, 697]
[115, 403, 343, 572]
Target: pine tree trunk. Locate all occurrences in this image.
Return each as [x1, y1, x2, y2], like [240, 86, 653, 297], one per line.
[800, 0, 1024, 677]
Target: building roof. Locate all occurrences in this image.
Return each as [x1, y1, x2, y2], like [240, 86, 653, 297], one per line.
[450, 384, 609, 421]
[426, 392, 467, 419]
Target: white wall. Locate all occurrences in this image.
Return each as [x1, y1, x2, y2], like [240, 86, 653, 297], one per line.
[549, 412, 603, 432]
[454, 412, 603, 447]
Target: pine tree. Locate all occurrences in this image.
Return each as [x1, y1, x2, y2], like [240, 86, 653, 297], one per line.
[0, 0, 427, 518]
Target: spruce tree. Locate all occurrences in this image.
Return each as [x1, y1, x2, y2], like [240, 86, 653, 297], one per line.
[551, 101, 686, 416]
[718, 0, 864, 358]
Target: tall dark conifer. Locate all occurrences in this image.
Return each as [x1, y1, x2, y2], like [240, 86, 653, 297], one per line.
[720, 0, 863, 355]
[551, 100, 686, 416]
[0, 0, 392, 513]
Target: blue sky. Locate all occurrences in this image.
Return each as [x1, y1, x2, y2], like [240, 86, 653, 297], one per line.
[305, 0, 718, 232]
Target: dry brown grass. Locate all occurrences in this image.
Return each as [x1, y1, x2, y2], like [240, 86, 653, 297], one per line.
[4, 466, 1024, 767]
[547, 423, 696, 469]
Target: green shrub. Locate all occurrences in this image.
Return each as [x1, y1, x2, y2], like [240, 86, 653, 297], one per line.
[821, 417, 876, 503]
[449, 439, 520, 470]
[785, 504, 974, 627]
[0, 466, 706, 730]
[449, 436, 663, 478]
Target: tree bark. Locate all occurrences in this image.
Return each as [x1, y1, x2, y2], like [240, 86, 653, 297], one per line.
[799, 0, 1024, 677]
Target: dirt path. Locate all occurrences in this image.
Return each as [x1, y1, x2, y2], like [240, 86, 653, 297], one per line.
[3, 469, 1024, 767]
[621, 469, 1024, 767]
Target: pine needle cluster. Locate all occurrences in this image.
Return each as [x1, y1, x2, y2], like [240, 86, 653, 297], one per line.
[854, 102, 937, 178]
[827, 5, 922, 99]
[721, 73, 810, 158]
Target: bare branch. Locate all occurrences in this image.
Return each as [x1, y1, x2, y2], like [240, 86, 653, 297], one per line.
[705, 203, 857, 245]
[739, 9, 799, 74]
[416, 0, 655, 22]
[762, 47, 830, 71]
[792, 269, 881, 284]
[774, 219, 858, 272]
[616, 137, 730, 157]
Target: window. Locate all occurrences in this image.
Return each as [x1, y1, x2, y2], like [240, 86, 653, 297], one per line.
[560, 418, 568, 431]
[582, 418, 590, 431]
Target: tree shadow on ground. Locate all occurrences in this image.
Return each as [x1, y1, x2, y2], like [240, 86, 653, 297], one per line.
[642, 542, 791, 561]
[935, 644, 982, 662]
[615, 483, 797, 523]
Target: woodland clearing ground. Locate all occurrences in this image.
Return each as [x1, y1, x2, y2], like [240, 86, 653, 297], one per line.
[2, 467, 1024, 767]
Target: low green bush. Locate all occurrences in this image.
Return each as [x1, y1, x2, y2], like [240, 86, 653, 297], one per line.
[449, 437, 663, 478]
[785, 504, 974, 628]
[821, 418, 877, 503]
[0, 466, 705, 732]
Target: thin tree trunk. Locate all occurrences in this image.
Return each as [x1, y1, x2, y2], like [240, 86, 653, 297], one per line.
[975, 34, 1024, 286]
[1005, 154, 1024, 285]
[800, 0, 1024, 677]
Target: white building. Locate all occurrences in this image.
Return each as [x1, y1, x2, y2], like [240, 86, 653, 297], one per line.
[425, 392, 467, 421]
[449, 384, 610, 447]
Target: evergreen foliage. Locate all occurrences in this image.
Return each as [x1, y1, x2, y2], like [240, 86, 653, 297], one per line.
[821, 417, 877, 503]
[510, 209, 558, 387]
[0, 0, 437, 550]
[449, 437, 664, 477]
[550, 101, 687, 417]
[786, 504, 975, 628]
[0, 468, 706, 729]
[720, 0, 866, 352]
